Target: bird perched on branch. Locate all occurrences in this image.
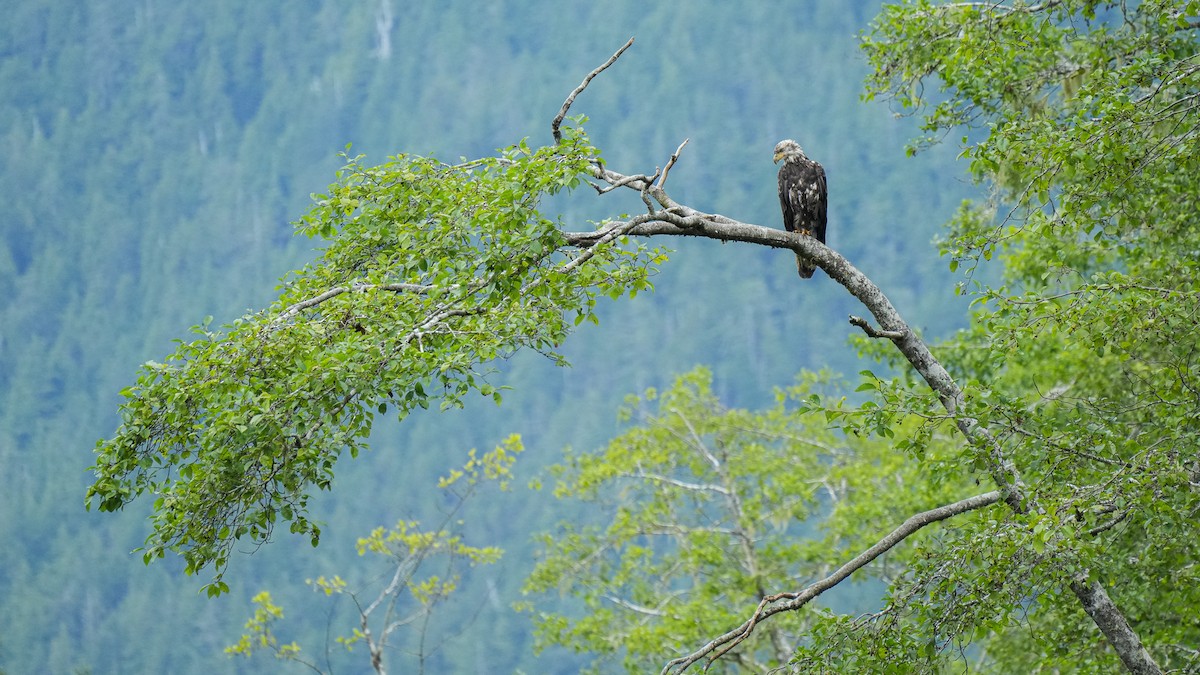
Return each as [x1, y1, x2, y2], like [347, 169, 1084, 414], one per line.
[773, 139, 828, 278]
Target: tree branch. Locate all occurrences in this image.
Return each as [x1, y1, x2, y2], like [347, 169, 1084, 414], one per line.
[634, 470, 731, 496]
[571, 193, 1157, 672]
[657, 138, 689, 188]
[605, 594, 668, 617]
[272, 282, 433, 325]
[661, 491, 1003, 674]
[552, 37, 635, 144]
[567, 169, 1028, 513]
[1069, 576, 1161, 674]
[849, 314, 908, 340]
[579, 177, 1155, 675]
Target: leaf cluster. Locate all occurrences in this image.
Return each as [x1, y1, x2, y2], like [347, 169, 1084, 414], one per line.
[864, 1, 1200, 669]
[225, 440, 517, 672]
[522, 368, 978, 673]
[86, 124, 661, 591]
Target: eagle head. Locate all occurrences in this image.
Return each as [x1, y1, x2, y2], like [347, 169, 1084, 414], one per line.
[773, 139, 807, 164]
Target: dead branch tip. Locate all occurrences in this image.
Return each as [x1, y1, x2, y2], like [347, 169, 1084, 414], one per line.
[657, 138, 690, 188]
[552, 37, 636, 143]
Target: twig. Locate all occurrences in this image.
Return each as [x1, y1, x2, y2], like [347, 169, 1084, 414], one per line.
[661, 490, 1003, 674]
[634, 470, 732, 496]
[657, 138, 690, 188]
[552, 37, 635, 143]
[273, 283, 433, 325]
[849, 314, 907, 340]
[1087, 507, 1132, 536]
[592, 172, 655, 195]
[605, 594, 668, 617]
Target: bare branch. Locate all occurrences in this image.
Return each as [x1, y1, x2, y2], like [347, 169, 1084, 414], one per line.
[552, 37, 635, 144]
[273, 282, 433, 325]
[549, 41, 1150, 672]
[565, 209, 1027, 510]
[605, 594, 668, 617]
[661, 491, 1003, 674]
[658, 138, 690, 188]
[592, 171, 656, 195]
[634, 470, 731, 496]
[849, 314, 907, 340]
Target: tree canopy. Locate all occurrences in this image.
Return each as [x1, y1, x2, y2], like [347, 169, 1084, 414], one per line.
[87, 125, 663, 589]
[851, 1, 1200, 671]
[3, 3, 971, 672]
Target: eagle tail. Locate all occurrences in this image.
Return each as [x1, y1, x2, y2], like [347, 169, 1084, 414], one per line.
[796, 252, 815, 279]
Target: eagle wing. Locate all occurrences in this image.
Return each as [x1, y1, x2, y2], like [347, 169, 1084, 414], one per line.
[777, 158, 828, 279]
[777, 158, 827, 244]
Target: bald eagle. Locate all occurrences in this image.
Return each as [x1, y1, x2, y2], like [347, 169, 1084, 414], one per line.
[773, 139, 827, 278]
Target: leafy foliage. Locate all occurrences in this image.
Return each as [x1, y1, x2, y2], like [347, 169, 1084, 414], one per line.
[522, 368, 982, 673]
[226, 439, 519, 673]
[86, 125, 661, 590]
[862, 0, 1200, 670]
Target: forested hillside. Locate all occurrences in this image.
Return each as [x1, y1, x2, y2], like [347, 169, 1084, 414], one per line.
[0, 2, 976, 672]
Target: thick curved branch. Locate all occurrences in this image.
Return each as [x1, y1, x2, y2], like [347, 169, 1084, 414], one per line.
[565, 212, 1025, 510]
[574, 173, 1158, 674]
[661, 491, 1003, 674]
[567, 202, 1156, 674]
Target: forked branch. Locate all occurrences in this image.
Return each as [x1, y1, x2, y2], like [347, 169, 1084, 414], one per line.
[850, 314, 907, 340]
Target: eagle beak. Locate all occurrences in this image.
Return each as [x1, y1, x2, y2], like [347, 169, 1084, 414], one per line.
[773, 152, 783, 163]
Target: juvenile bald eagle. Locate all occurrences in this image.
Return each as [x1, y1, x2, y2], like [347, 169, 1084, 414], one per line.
[773, 139, 827, 278]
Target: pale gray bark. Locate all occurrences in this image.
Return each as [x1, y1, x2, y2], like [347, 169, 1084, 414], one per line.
[1070, 576, 1161, 675]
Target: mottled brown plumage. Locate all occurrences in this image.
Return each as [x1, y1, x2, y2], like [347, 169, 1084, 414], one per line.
[773, 139, 827, 278]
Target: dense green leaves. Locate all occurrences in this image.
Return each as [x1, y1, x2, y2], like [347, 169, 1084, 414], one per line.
[524, 369, 826, 672]
[522, 368, 981, 673]
[65, 1, 1200, 670]
[862, 1, 1200, 670]
[86, 125, 661, 589]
